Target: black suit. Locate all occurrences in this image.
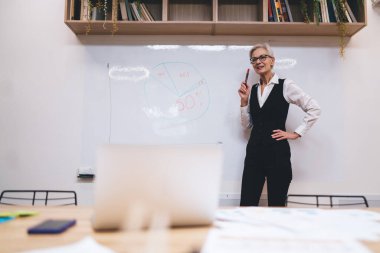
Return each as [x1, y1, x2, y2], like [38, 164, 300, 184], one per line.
[240, 79, 292, 207]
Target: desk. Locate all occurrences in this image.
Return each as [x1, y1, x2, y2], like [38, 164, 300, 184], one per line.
[0, 206, 208, 253]
[1, 206, 380, 253]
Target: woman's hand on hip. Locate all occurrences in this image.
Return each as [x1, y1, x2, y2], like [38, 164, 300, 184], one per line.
[238, 82, 250, 107]
[272, 130, 300, 140]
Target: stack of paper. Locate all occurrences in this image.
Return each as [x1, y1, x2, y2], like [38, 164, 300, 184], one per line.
[202, 208, 380, 253]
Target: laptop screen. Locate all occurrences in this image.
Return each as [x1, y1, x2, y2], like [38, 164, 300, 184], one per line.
[92, 143, 223, 230]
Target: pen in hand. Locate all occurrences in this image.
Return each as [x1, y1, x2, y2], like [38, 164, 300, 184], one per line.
[239, 68, 251, 107]
[244, 68, 250, 86]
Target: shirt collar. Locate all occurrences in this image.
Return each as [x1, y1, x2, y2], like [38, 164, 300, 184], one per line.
[260, 73, 279, 85]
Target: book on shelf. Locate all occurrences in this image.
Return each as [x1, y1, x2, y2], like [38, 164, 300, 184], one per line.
[125, 0, 134, 21]
[139, 3, 150, 21]
[142, 3, 155, 21]
[334, 0, 349, 23]
[322, 0, 330, 22]
[119, 0, 128, 20]
[343, 1, 353, 23]
[280, 0, 291, 22]
[274, 0, 285, 22]
[270, 0, 278, 21]
[81, 0, 91, 20]
[72, 0, 81, 20]
[314, 1, 322, 23]
[283, 0, 293, 22]
[331, 0, 340, 22]
[69, 0, 74, 19]
[129, 2, 154, 21]
[131, 2, 143, 21]
[345, 1, 357, 22]
[91, 6, 105, 20]
[262, 0, 269, 22]
[326, 0, 337, 22]
[268, 0, 274, 22]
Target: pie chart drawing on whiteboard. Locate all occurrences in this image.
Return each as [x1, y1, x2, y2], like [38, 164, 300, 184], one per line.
[144, 62, 210, 127]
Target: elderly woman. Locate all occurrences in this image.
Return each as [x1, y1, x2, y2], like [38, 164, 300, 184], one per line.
[238, 44, 321, 206]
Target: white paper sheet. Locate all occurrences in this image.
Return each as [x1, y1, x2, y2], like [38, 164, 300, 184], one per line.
[22, 236, 115, 253]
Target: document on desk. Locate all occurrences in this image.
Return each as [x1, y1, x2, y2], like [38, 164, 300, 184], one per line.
[22, 236, 115, 253]
[215, 207, 380, 241]
[201, 207, 380, 253]
[202, 229, 372, 253]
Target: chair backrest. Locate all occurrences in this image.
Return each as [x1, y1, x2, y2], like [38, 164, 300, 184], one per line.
[0, 190, 77, 206]
[286, 194, 369, 208]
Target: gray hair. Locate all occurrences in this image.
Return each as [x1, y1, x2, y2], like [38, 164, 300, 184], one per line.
[249, 43, 275, 58]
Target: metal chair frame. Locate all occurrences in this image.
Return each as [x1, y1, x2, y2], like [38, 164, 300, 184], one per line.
[0, 190, 77, 206]
[286, 194, 369, 208]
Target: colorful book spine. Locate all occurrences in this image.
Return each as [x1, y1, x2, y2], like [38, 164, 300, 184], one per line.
[274, 0, 284, 22]
[270, 0, 278, 22]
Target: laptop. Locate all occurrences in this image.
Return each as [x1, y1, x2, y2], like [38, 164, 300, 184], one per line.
[92, 143, 223, 230]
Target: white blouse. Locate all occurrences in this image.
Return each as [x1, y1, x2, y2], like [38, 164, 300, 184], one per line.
[240, 74, 321, 136]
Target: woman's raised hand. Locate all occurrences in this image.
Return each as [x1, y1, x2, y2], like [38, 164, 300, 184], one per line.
[238, 82, 250, 107]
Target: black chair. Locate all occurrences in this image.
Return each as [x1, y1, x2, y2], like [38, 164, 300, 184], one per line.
[0, 190, 77, 206]
[286, 194, 369, 208]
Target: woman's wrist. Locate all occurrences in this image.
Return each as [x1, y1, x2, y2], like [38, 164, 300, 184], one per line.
[240, 100, 248, 107]
[292, 132, 301, 139]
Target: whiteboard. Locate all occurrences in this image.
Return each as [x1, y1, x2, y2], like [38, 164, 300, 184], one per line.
[81, 45, 343, 193]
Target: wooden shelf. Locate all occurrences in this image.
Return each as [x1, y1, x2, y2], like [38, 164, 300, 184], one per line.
[64, 0, 367, 36]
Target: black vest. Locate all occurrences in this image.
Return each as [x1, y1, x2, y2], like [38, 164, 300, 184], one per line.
[249, 79, 289, 146]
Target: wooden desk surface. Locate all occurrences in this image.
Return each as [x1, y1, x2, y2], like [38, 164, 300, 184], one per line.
[0, 206, 208, 253]
[1, 206, 380, 253]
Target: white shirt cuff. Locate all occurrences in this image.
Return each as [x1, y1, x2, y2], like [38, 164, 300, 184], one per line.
[294, 125, 306, 136]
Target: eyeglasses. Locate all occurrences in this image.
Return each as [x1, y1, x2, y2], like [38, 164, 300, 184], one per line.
[250, 54, 273, 64]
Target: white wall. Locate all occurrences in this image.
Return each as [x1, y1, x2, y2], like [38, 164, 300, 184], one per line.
[0, 0, 379, 206]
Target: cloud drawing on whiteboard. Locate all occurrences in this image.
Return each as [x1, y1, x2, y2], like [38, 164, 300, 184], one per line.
[274, 58, 297, 70]
[143, 62, 210, 127]
[109, 66, 149, 82]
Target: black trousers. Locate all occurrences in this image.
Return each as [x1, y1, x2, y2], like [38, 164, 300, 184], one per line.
[240, 140, 292, 207]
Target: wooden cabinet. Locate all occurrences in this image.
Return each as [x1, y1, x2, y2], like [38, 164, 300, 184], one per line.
[64, 0, 367, 36]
